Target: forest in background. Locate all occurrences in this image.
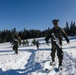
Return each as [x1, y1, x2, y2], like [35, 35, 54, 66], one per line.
[0, 21, 76, 43]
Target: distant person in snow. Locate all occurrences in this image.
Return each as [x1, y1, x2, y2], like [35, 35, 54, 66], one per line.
[12, 33, 21, 54]
[36, 40, 40, 49]
[45, 19, 70, 68]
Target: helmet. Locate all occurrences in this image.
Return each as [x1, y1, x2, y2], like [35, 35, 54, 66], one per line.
[52, 19, 59, 23]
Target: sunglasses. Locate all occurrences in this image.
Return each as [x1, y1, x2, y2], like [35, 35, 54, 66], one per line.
[53, 23, 57, 25]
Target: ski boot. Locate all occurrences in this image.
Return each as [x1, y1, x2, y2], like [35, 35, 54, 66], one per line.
[58, 64, 63, 70]
[50, 61, 55, 66]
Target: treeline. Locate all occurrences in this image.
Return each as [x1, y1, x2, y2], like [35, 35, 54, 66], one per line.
[63, 21, 76, 36]
[0, 21, 76, 43]
[0, 28, 45, 43]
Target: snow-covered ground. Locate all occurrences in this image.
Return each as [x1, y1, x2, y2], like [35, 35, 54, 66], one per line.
[0, 37, 76, 75]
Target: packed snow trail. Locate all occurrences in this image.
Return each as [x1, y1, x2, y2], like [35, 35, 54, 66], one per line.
[2, 52, 31, 75]
[0, 38, 76, 75]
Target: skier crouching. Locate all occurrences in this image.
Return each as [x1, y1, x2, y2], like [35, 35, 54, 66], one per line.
[45, 19, 70, 69]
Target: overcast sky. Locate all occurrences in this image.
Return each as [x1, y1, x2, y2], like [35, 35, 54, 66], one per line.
[0, 0, 76, 31]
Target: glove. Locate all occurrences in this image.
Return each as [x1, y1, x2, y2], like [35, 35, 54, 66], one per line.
[67, 39, 70, 44]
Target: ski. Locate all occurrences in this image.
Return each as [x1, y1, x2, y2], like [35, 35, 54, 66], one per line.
[43, 61, 57, 73]
[44, 65, 55, 73]
[54, 65, 63, 72]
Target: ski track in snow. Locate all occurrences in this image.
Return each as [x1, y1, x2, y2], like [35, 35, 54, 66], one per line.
[2, 52, 31, 75]
[0, 38, 76, 75]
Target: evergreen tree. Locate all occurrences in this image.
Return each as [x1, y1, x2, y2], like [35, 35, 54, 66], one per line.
[64, 22, 70, 36]
[70, 21, 76, 36]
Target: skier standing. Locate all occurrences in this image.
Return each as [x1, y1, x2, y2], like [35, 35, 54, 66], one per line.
[12, 33, 21, 54]
[36, 40, 39, 49]
[45, 19, 70, 69]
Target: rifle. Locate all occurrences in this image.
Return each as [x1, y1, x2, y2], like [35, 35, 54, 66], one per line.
[51, 33, 62, 48]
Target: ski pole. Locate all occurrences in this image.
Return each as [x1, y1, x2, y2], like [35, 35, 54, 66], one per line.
[68, 43, 73, 58]
[40, 43, 45, 62]
[68, 43, 74, 66]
